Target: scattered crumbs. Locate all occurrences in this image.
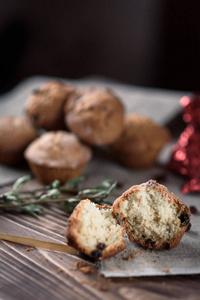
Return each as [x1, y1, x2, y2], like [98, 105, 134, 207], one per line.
[45, 258, 49, 262]
[57, 267, 63, 274]
[75, 260, 85, 269]
[60, 257, 63, 260]
[119, 265, 123, 269]
[122, 254, 136, 261]
[26, 247, 35, 252]
[69, 260, 96, 274]
[79, 280, 87, 284]
[79, 266, 94, 274]
[153, 260, 157, 263]
[109, 268, 114, 271]
[164, 269, 170, 274]
[91, 281, 108, 292]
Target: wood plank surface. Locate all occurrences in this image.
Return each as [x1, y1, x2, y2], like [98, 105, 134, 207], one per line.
[0, 181, 200, 300]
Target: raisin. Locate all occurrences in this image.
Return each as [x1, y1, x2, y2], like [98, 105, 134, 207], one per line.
[190, 206, 198, 215]
[145, 239, 156, 246]
[162, 242, 170, 250]
[178, 213, 190, 226]
[91, 250, 102, 260]
[116, 181, 124, 189]
[186, 222, 192, 232]
[97, 243, 105, 250]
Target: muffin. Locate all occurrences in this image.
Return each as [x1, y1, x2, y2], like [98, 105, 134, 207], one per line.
[113, 180, 190, 250]
[110, 114, 171, 168]
[25, 80, 74, 130]
[0, 116, 37, 165]
[64, 87, 124, 146]
[24, 131, 92, 184]
[66, 199, 125, 260]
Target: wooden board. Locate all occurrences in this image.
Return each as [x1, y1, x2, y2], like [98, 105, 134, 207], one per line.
[0, 181, 200, 300]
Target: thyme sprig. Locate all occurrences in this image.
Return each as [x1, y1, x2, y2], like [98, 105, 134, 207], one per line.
[0, 175, 117, 217]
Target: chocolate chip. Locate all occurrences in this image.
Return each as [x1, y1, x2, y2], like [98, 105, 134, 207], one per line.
[186, 222, 192, 232]
[145, 239, 156, 246]
[162, 242, 170, 250]
[190, 206, 198, 215]
[91, 250, 102, 260]
[116, 181, 124, 189]
[97, 243, 105, 250]
[178, 213, 190, 226]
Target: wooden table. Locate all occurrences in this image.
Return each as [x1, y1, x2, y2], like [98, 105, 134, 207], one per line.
[0, 76, 199, 300]
[0, 180, 200, 300]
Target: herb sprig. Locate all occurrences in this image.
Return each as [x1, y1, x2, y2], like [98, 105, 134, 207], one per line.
[0, 175, 117, 218]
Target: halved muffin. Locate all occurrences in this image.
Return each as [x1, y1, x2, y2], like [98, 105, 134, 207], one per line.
[66, 199, 125, 260]
[113, 180, 190, 250]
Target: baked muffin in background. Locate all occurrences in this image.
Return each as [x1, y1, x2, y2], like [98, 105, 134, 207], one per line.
[66, 199, 125, 260]
[64, 87, 124, 146]
[113, 180, 190, 250]
[110, 114, 171, 168]
[0, 116, 38, 165]
[25, 81, 74, 131]
[24, 131, 92, 184]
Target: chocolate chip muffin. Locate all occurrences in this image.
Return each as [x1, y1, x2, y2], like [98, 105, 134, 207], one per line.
[24, 131, 92, 184]
[25, 81, 74, 130]
[0, 116, 37, 165]
[110, 114, 171, 168]
[64, 87, 124, 146]
[66, 199, 125, 260]
[113, 180, 190, 250]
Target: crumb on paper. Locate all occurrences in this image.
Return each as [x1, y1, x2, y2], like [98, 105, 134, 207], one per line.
[122, 254, 136, 261]
[164, 269, 170, 273]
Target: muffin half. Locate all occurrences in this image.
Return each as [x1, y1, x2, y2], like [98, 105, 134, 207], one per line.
[113, 180, 190, 250]
[66, 199, 125, 260]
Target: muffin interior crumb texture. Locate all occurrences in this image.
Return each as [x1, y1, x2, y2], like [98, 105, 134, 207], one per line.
[75, 201, 123, 253]
[120, 189, 183, 245]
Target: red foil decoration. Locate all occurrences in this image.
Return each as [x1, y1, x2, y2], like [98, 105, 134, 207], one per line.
[169, 94, 200, 193]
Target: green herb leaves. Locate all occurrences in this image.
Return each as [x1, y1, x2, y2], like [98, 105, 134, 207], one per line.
[0, 176, 117, 217]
